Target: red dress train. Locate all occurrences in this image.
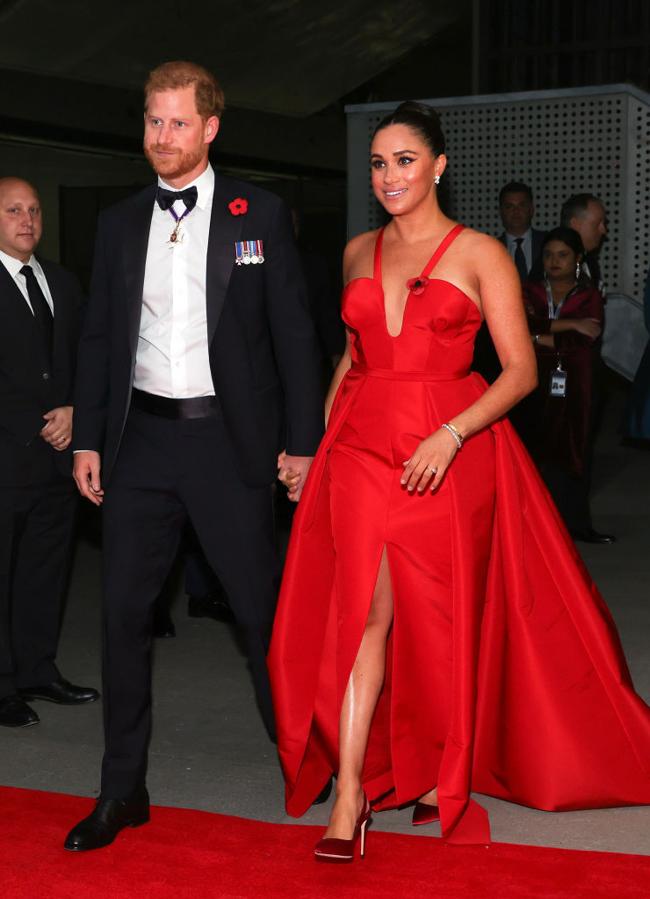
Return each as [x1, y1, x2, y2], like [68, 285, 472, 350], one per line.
[267, 225, 650, 844]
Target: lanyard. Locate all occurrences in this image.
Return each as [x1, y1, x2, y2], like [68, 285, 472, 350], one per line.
[544, 280, 576, 320]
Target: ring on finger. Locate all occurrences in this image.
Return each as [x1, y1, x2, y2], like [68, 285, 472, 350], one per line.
[427, 465, 438, 475]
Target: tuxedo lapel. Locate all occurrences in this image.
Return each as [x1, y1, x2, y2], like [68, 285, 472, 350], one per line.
[123, 186, 156, 360]
[207, 176, 244, 344]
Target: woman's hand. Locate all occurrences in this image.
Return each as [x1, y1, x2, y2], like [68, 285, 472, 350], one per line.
[401, 427, 459, 493]
[571, 317, 602, 339]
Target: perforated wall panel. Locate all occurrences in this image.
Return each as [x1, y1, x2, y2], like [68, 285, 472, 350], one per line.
[346, 85, 650, 302]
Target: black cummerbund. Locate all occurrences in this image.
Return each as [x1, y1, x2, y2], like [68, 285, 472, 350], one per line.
[131, 388, 220, 420]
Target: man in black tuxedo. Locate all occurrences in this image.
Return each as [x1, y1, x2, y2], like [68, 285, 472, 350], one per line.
[65, 61, 323, 851]
[0, 178, 98, 729]
[473, 181, 545, 383]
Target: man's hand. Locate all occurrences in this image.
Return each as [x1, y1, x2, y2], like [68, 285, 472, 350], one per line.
[277, 451, 314, 503]
[40, 405, 73, 451]
[73, 450, 104, 506]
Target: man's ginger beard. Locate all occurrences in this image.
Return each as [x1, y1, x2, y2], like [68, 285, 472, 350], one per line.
[143, 141, 206, 182]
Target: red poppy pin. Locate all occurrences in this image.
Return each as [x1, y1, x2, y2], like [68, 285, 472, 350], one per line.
[228, 197, 248, 216]
[406, 277, 427, 296]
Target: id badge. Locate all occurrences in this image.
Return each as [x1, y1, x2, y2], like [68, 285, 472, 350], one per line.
[549, 364, 567, 398]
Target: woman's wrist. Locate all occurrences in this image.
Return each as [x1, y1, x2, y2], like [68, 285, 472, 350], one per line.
[441, 422, 463, 449]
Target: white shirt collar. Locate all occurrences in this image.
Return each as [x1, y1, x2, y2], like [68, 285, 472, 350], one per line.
[506, 228, 532, 245]
[0, 248, 39, 279]
[157, 162, 214, 211]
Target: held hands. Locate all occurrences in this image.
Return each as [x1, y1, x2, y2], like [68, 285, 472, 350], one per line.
[73, 450, 104, 506]
[572, 318, 602, 339]
[277, 451, 313, 503]
[40, 406, 73, 451]
[401, 427, 459, 494]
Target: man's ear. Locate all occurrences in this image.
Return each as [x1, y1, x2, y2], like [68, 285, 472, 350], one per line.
[205, 116, 220, 144]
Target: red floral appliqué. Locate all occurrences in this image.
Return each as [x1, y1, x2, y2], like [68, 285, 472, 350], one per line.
[228, 198, 248, 216]
[406, 277, 427, 295]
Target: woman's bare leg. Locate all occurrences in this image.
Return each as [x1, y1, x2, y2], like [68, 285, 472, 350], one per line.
[324, 547, 394, 839]
[418, 786, 438, 806]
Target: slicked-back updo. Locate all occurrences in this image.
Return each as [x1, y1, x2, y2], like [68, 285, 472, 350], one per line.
[372, 101, 446, 157]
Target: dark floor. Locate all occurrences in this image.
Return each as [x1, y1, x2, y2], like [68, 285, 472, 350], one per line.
[1, 379, 649, 855]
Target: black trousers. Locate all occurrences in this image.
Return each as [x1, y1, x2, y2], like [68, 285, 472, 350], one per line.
[539, 462, 593, 534]
[0, 480, 76, 699]
[100, 408, 279, 798]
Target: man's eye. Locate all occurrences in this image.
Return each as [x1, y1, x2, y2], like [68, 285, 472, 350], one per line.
[175, 121, 187, 128]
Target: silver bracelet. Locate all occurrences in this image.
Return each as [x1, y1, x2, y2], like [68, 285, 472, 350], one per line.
[441, 422, 463, 449]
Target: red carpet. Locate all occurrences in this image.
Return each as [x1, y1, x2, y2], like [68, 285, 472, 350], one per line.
[0, 787, 648, 898]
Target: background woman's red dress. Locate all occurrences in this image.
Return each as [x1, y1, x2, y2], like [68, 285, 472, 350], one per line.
[268, 225, 650, 844]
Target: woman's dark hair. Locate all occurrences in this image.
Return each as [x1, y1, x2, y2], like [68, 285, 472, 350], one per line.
[372, 101, 445, 157]
[542, 226, 585, 259]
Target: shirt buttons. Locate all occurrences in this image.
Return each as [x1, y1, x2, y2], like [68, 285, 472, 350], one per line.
[42, 372, 50, 380]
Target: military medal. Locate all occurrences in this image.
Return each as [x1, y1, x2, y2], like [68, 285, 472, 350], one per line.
[235, 240, 264, 265]
[166, 203, 193, 247]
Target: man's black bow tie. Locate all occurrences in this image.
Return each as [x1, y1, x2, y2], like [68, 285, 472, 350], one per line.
[156, 185, 198, 212]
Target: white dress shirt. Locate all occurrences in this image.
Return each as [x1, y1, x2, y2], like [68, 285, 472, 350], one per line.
[0, 249, 54, 314]
[134, 163, 215, 398]
[505, 229, 533, 274]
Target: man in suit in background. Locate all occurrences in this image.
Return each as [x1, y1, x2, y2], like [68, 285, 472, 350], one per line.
[498, 181, 545, 282]
[0, 178, 98, 729]
[65, 61, 323, 851]
[473, 181, 545, 383]
[558, 192, 614, 545]
[560, 193, 608, 292]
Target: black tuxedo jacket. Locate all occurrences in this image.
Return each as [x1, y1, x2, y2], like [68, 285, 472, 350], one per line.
[499, 228, 546, 281]
[73, 174, 324, 487]
[0, 258, 84, 485]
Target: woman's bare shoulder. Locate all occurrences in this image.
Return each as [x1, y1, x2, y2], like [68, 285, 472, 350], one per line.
[343, 229, 380, 281]
[458, 228, 508, 257]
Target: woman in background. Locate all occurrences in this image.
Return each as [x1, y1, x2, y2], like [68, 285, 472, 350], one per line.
[519, 227, 609, 542]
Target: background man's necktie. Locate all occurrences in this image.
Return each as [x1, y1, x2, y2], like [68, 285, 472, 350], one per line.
[20, 264, 53, 361]
[514, 237, 528, 282]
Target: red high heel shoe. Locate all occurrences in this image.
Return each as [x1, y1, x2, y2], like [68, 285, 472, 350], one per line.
[412, 801, 439, 826]
[314, 794, 371, 863]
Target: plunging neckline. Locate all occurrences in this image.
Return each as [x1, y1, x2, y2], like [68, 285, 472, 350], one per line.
[375, 224, 466, 338]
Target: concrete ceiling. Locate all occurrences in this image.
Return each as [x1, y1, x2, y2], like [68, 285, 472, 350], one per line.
[0, 0, 461, 117]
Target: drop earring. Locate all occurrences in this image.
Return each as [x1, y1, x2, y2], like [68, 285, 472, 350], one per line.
[576, 262, 581, 279]
[434, 175, 441, 185]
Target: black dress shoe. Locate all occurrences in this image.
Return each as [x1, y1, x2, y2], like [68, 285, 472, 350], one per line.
[0, 695, 39, 728]
[312, 777, 333, 805]
[64, 791, 150, 851]
[571, 528, 617, 545]
[187, 592, 234, 623]
[153, 609, 176, 638]
[17, 677, 99, 705]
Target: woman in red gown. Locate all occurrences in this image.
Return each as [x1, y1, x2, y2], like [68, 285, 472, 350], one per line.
[268, 102, 650, 859]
